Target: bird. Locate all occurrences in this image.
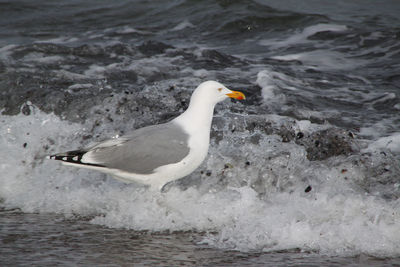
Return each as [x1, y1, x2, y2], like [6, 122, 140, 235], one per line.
[50, 81, 245, 191]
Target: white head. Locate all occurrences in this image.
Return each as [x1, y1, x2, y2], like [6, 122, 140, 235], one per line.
[174, 80, 245, 132]
[190, 80, 245, 107]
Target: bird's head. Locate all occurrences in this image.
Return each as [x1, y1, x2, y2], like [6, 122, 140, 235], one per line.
[192, 80, 245, 105]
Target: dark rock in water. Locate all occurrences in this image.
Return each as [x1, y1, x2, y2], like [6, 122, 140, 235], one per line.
[305, 185, 312, 193]
[244, 118, 273, 135]
[21, 103, 31, 116]
[138, 41, 173, 56]
[279, 126, 295, 143]
[296, 132, 304, 139]
[249, 134, 261, 144]
[219, 113, 357, 162]
[0, 43, 122, 119]
[296, 129, 355, 161]
[314, 140, 321, 147]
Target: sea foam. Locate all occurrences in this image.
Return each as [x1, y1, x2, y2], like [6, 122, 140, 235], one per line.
[1, 104, 400, 258]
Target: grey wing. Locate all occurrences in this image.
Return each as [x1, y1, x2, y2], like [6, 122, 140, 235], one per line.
[81, 122, 190, 174]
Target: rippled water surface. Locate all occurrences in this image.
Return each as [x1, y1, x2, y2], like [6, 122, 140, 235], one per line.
[1, 211, 398, 266]
[1, 0, 400, 265]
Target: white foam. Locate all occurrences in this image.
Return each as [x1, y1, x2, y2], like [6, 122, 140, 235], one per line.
[296, 120, 312, 132]
[1, 104, 400, 258]
[113, 26, 152, 35]
[170, 20, 195, 31]
[256, 70, 302, 103]
[180, 67, 210, 78]
[260, 23, 347, 48]
[359, 31, 385, 46]
[0, 44, 18, 60]
[35, 36, 79, 44]
[272, 50, 364, 70]
[116, 26, 141, 34]
[301, 23, 348, 37]
[192, 69, 209, 77]
[22, 53, 64, 64]
[359, 118, 400, 139]
[364, 133, 400, 154]
[83, 64, 107, 78]
[201, 188, 400, 257]
[68, 83, 94, 90]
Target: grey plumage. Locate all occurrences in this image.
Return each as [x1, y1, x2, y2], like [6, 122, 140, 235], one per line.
[50, 81, 245, 189]
[51, 122, 190, 174]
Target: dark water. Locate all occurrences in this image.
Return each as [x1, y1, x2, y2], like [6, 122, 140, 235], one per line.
[1, 0, 400, 265]
[1, 0, 399, 133]
[1, 211, 397, 267]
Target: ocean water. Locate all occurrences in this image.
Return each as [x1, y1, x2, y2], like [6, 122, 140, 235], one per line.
[1, 0, 400, 265]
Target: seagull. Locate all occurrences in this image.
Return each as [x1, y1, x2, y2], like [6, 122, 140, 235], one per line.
[50, 81, 245, 190]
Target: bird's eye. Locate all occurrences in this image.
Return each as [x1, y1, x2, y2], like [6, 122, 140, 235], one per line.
[218, 88, 222, 92]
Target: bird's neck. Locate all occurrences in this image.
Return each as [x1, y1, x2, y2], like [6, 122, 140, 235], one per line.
[173, 100, 216, 135]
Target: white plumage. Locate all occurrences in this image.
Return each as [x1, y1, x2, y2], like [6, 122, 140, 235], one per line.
[50, 81, 245, 190]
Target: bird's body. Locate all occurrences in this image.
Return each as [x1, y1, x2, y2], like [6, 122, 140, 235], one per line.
[50, 81, 245, 190]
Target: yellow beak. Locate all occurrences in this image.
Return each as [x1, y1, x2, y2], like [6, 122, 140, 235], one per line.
[226, 90, 246, 100]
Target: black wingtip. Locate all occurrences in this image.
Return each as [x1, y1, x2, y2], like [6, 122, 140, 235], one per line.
[50, 149, 106, 168]
[49, 150, 87, 164]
